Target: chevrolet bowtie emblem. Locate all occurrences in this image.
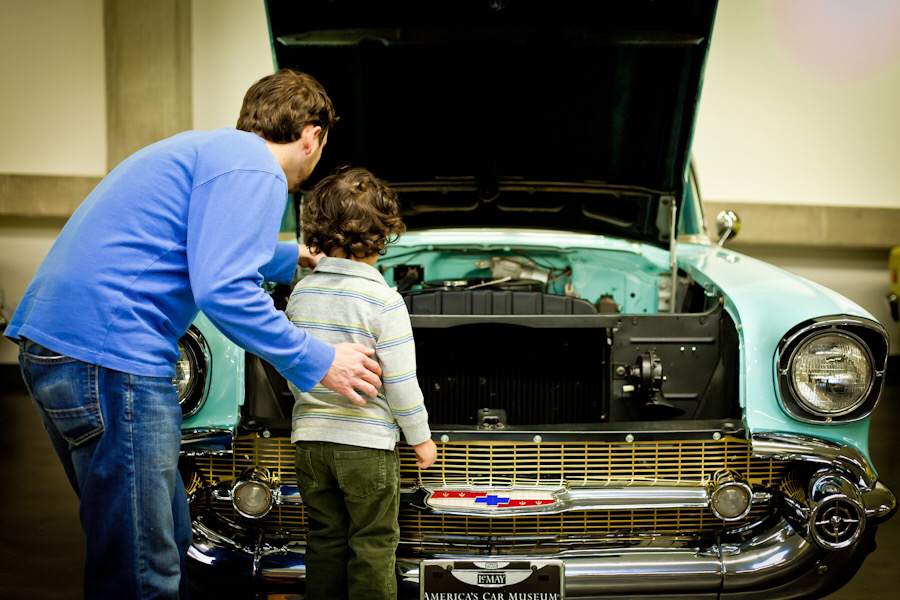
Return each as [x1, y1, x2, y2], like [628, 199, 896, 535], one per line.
[424, 488, 559, 511]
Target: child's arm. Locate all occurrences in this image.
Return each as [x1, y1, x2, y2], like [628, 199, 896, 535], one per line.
[377, 293, 435, 467]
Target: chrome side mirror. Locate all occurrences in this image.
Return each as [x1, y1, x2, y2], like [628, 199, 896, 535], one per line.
[716, 210, 741, 246]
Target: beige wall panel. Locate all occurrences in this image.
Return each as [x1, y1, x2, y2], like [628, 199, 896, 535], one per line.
[0, 220, 63, 364]
[0, 174, 101, 218]
[104, 0, 192, 169]
[704, 202, 900, 250]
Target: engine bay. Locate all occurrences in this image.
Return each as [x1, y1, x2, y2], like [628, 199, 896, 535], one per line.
[381, 243, 737, 426]
[248, 240, 741, 432]
[381, 247, 692, 315]
[243, 244, 741, 433]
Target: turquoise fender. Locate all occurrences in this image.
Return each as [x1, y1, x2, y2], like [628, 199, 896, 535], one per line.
[679, 244, 876, 463]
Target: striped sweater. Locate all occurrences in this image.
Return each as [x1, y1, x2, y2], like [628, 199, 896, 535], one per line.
[285, 256, 432, 450]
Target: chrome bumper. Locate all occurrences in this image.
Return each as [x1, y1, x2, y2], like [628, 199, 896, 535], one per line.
[189, 506, 889, 598]
[185, 433, 896, 598]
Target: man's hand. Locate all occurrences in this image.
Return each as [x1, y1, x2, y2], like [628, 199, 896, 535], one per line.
[319, 343, 382, 406]
[413, 439, 437, 469]
[298, 245, 325, 269]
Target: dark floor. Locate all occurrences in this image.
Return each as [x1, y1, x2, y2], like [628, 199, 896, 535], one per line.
[0, 364, 897, 600]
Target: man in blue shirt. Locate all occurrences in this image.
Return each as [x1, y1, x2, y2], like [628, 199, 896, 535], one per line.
[5, 69, 381, 599]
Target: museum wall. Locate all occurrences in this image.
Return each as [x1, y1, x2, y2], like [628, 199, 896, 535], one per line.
[1, 0, 898, 365]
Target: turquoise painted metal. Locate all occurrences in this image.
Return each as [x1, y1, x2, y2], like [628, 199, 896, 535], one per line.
[381, 229, 673, 315]
[180, 312, 245, 432]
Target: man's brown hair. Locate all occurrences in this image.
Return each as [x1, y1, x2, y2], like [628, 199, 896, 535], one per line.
[237, 69, 338, 143]
[303, 167, 406, 259]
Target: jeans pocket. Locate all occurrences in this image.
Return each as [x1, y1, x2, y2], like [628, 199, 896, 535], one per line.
[334, 448, 387, 497]
[21, 339, 77, 362]
[21, 341, 105, 446]
[294, 446, 319, 493]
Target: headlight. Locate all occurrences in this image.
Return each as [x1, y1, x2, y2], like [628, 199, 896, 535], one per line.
[790, 332, 871, 416]
[777, 317, 887, 423]
[173, 327, 209, 418]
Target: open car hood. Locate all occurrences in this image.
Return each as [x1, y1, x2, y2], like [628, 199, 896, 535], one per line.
[266, 0, 718, 246]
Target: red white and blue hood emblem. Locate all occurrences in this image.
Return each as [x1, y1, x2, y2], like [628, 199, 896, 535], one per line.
[425, 487, 560, 513]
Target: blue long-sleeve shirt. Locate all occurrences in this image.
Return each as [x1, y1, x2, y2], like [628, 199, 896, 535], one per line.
[5, 128, 334, 391]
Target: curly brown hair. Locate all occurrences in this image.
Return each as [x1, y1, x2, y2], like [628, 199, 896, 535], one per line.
[236, 69, 338, 143]
[303, 167, 406, 259]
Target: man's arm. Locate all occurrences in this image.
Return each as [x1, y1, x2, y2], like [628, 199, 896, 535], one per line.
[187, 170, 368, 392]
[298, 244, 324, 269]
[258, 243, 322, 286]
[259, 242, 304, 284]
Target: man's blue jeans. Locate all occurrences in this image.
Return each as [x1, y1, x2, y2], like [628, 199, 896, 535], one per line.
[18, 339, 191, 599]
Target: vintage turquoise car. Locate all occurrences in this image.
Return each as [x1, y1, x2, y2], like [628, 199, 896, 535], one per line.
[176, 1, 895, 598]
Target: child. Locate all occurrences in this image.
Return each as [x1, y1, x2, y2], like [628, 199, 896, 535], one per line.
[286, 166, 437, 600]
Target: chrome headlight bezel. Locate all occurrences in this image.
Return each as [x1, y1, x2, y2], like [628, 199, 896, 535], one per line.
[174, 326, 210, 419]
[776, 317, 888, 424]
[231, 467, 275, 519]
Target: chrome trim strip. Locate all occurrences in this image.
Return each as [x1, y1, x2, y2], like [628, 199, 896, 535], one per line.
[181, 428, 235, 441]
[180, 429, 234, 456]
[275, 485, 304, 505]
[268, 482, 754, 515]
[864, 481, 898, 521]
[178, 326, 211, 419]
[750, 433, 877, 489]
[719, 521, 816, 589]
[418, 484, 713, 516]
[564, 485, 710, 511]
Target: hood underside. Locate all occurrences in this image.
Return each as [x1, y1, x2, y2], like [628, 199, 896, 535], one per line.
[266, 0, 718, 246]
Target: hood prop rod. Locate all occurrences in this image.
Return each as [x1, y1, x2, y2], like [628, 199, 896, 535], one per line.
[666, 195, 678, 313]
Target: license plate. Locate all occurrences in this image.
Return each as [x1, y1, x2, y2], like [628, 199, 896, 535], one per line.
[420, 559, 564, 599]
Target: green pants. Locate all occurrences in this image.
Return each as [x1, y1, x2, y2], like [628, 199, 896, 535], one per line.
[294, 441, 400, 600]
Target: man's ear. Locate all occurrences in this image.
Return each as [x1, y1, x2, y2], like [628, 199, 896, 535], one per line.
[302, 124, 324, 153]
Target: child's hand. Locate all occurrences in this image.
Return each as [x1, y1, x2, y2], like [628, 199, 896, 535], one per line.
[413, 439, 437, 469]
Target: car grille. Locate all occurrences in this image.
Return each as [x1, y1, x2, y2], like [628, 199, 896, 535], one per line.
[187, 435, 791, 544]
[412, 325, 605, 425]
